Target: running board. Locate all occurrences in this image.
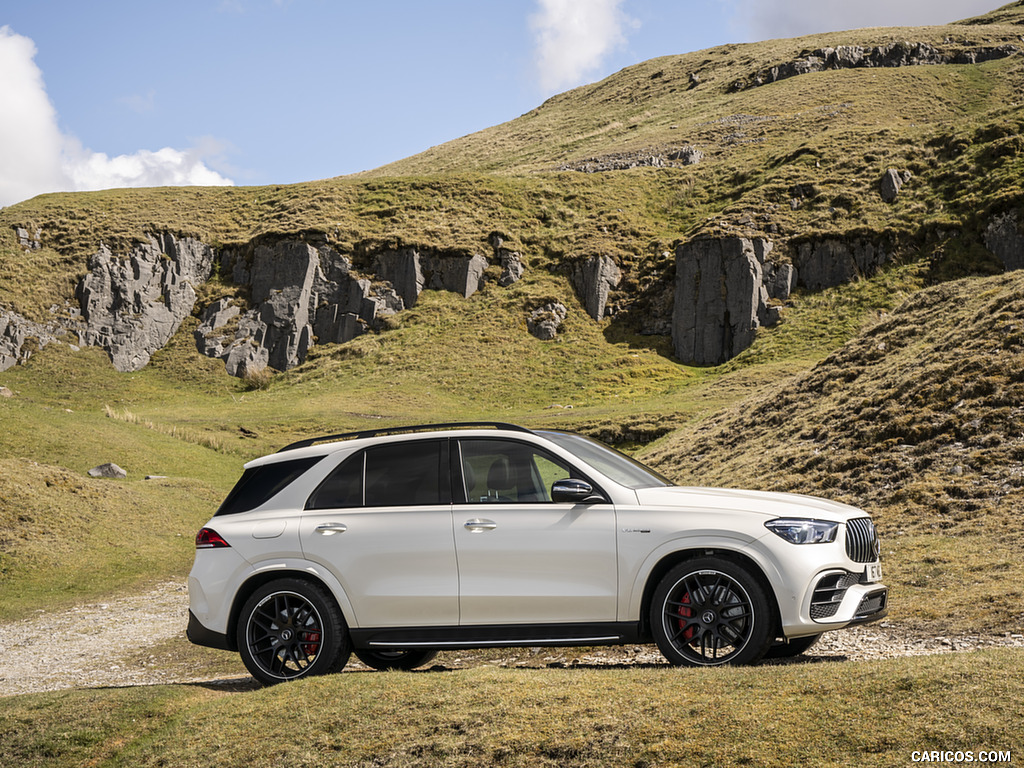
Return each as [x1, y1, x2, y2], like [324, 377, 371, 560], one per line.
[349, 622, 643, 651]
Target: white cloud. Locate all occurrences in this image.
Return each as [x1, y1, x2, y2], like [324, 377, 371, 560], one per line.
[530, 0, 637, 94]
[724, 0, 1000, 41]
[0, 26, 233, 208]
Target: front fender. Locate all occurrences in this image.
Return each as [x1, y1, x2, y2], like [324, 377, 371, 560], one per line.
[622, 533, 787, 623]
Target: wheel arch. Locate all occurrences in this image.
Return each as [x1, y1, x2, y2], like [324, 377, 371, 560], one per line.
[226, 567, 355, 651]
[637, 548, 782, 640]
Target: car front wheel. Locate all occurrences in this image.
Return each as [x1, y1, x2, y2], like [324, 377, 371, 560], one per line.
[354, 649, 439, 671]
[651, 558, 773, 667]
[237, 578, 351, 685]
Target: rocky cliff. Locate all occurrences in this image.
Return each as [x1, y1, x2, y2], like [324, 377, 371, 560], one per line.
[3, 203, 1021, 377]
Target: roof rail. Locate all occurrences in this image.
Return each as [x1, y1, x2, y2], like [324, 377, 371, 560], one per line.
[276, 421, 534, 453]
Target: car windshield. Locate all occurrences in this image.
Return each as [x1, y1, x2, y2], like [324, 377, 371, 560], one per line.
[537, 430, 674, 490]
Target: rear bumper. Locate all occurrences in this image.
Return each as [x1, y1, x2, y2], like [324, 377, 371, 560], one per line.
[187, 610, 233, 651]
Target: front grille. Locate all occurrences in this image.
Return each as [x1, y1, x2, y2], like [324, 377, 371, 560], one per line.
[810, 572, 861, 620]
[845, 517, 880, 563]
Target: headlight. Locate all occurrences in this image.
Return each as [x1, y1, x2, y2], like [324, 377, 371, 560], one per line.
[764, 518, 839, 544]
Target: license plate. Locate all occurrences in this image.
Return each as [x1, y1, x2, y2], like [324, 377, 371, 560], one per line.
[864, 563, 883, 583]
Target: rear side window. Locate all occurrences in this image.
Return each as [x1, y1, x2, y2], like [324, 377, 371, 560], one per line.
[306, 453, 364, 509]
[306, 439, 448, 509]
[215, 456, 322, 516]
[365, 440, 445, 506]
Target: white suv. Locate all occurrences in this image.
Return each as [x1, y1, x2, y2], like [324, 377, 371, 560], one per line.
[187, 422, 887, 684]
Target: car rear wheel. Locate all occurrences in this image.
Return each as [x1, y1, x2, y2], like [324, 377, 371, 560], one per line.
[354, 649, 439, 671]
[237, 578, 351, 685]
[651, 558, 773, 667]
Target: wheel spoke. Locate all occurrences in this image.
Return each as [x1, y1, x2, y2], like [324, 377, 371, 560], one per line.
[661, 568, 759, 664]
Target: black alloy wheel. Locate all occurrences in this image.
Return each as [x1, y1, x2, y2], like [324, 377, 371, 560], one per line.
[354, 649, 439, 671]
[237, 578, 350, 685]
[651, 557, 772, 667]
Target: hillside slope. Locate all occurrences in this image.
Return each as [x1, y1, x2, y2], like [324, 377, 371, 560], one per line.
[3, 4, 1024, 380]
[644, 269, 1024, 632]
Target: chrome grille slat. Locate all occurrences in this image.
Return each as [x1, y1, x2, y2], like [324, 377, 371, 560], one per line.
[845, 517, 879, 563]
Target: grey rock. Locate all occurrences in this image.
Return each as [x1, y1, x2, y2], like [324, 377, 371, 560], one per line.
[738, 42, 1017, 91]
[794, 238, 890, 291]
[673, 236, 779, 365]
[984, 210, 1024, 271]
[76, 233, 215, 371]
[528, 303, 568, 340]
[16, 227, 42, 250]
[375, 248, 488, 308]
[880, 168, 911, 203]
[89, 462, 127, 479]
[197, 240, 484, 376]
[571, 255, 622, 320]
[0, 310, 64, 371]
[667, 145, 704, 165]
[0, 386, 13, 397]
[497, 249, 525, 287]
[560, 146, 702, 172]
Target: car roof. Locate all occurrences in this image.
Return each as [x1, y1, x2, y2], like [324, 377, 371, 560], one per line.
[246, 422, 543, 468]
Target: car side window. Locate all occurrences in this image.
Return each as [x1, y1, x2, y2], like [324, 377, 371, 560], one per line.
[306, 452, 364, 509]
[306, 439, 446, 509]
[364, 440, 444, 506]
[458, 439, 572, 503]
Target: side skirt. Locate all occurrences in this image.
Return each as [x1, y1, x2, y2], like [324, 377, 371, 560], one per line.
[349, 622, 645, 651]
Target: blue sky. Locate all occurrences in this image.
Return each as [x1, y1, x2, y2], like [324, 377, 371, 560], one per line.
[0, 0, 1000, 206]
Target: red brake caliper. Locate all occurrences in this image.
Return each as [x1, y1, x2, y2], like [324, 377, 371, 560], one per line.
[301, 631, 321, 656]
[677, 592, 696, 642]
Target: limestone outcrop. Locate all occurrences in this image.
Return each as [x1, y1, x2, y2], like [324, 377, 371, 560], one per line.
[374, 248, 488, 308]
[792, 237, 892, 291]
[672, 237, 783, 365]
[571, 254, 622, 320]
[527, 302, 568, 340]
[76, 233, 215, 372]
[559, 146, 703, 173]
[984, 209, 1024, 271]
[200, 240, 408, 376]
[734, 42, 1017, 91]
[0, 310, 65, 371]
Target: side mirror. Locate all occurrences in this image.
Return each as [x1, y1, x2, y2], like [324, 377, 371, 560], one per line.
[551, 478, 598, 503]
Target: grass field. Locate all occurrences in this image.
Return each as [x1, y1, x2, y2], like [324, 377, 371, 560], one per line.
[1, 651, 1020, 767]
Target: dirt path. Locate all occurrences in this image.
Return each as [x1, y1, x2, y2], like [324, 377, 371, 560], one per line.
[2, 582, 1022, 697]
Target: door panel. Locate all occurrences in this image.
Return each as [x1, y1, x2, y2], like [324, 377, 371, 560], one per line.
[300, 438, 458, 628]
[300, 506, 458, 627]
[454, 438, 617, 625]
[456, 503, 618, 624]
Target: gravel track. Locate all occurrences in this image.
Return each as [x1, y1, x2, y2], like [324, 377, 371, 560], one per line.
[2, 582, 1022, 698]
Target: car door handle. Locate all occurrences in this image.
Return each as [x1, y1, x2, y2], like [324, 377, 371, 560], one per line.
[463, 518, 497, 532]
[315, 522, 348, 535]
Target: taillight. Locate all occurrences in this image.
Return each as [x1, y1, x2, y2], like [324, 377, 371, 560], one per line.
[195, 527, 231, 549]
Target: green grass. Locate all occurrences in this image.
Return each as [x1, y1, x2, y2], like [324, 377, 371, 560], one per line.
[1, 651, 1021, 767]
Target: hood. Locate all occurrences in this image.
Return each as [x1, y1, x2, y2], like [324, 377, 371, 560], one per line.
[634, 486, 867, 522]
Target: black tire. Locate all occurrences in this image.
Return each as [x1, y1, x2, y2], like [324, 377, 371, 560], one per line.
[354, 649, 439, 671]
[237, 578, 351, 685]
[764, 633, 822, 659]
[650, 557, 773, 667]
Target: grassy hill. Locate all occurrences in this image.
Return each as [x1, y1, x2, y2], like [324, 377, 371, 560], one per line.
[1, 4, 1024, 765]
